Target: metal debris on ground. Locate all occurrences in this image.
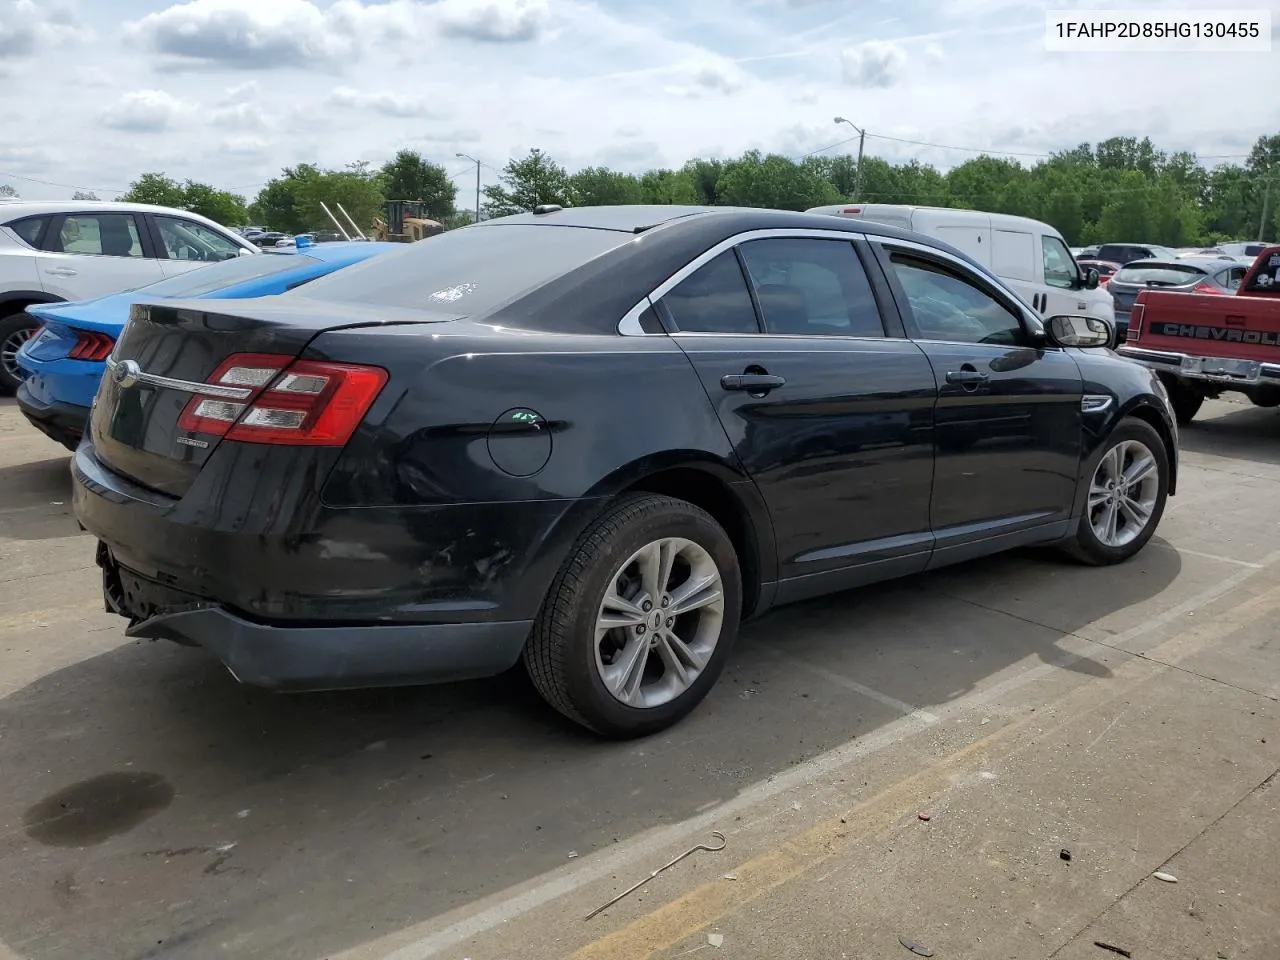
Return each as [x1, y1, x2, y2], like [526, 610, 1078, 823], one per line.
[918, 813, 931, 821]
[1153, 871, 1178, 883]
[723, 873, 738, 881]
[707, 933, 724, 948]
[584, 831, 727, 921]
[1093, 941, 1133, 958]
[899, 936, 935, 957]
[568, 851, 579, 859]
[1060, 848, 1072, 862]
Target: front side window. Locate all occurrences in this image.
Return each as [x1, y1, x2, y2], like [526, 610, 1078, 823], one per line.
[887, 251, 1025, 346]
[52, 214, 144, 258]
[1041, 235, 1079, 290]
[736, 238, 883, 337]
[155, 216, 244, 262]
[662, 250, 759, 334]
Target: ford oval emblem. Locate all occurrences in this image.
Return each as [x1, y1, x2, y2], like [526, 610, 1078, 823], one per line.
[113, 359, 141, 389]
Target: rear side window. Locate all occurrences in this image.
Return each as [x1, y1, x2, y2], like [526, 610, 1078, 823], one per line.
[299, 224, 633, 313]
[736, 238, 883, 337]
[1113, 263, 1205, 287]
[7, 216, 49, 247]
[1097, 245, 1147, 264]
[662, 251, 759, 334]
[51, 214, 144, 257]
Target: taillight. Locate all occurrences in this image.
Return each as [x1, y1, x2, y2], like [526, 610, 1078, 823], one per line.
[68, 331, 116, 361]
[176, 353, 387, 446]
[1191, 282, 1222, 295]
[1127, 302, 1144, 342]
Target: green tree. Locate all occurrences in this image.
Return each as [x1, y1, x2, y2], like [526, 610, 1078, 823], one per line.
[482, 148, 573, 217]
[294, 168, 386, 234]
[638, 169, 699, 205]
[180, 181, 248, 226]
[72, 190, 99, 201]
[1097, 170, 1154, 240]
[569, 166, 644, 206]
[120, 173, 186, 208]
[716, 151, 840, 210]
[378, 150, 456, 221]
[0, 184, 16, 199]
[681, 158, 726, 205]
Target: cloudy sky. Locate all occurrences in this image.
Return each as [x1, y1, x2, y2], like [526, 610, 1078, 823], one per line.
[0, 0, 1276, 204]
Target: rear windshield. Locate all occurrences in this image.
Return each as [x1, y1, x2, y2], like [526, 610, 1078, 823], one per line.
[1243, 253, 1280, 295]
[296, 224, 634, 313]
[139, 252, 318, 298]
[1113, 263, 1205, 287]
[1096, 245, 1151, 264]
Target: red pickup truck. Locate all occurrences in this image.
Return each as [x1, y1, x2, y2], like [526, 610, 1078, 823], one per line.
[1118, 244, 1280, 423]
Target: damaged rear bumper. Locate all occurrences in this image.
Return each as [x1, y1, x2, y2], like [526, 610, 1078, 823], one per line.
[99, 544, 531, 691]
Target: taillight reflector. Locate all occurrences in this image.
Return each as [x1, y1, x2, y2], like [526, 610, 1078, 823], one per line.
[1191, 282, 1222, 295]
[1127, 302, 1144, 342]
[68, 331, 116, 361]
[843, 207, 862, 214]
[176, 353, 387, 446]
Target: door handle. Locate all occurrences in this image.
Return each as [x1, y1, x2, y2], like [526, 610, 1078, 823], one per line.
[945, 369, 989, 385]
[46, 267, 76, 277]
[721, 373, 786, 392]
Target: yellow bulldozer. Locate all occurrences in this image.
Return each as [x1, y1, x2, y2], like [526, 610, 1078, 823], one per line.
[371, 200, 445, 243]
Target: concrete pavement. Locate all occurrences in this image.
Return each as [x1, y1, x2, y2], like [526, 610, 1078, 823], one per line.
[0, 397, 1277, 960]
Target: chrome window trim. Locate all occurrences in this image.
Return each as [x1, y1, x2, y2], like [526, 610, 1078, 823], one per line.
[616, 228, 868, 336]
[104, 355, 254, 400]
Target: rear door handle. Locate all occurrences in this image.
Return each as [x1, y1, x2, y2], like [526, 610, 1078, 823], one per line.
[945, 369, 989, 384]
[721, 373, 786, 392]
[46, 267, 76, 277]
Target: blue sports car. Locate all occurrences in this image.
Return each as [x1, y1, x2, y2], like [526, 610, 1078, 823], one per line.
[15, 240, 402, 449]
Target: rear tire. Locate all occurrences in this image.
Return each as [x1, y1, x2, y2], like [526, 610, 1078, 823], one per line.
[1160, 375, 1203, 425]
[524, 493, 742, 738]
[1062, 417, 1169, 566]
[0, 311, 39, 395]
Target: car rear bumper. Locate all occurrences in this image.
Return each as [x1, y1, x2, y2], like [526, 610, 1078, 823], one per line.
[15, 381, 88, 450]
[72, 439, 591, 690]
[1117, 346, 1280, 387]
[107, 558, 530, 691]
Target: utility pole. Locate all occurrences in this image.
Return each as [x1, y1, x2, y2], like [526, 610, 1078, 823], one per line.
[834, 116, 866, 200]
[1258, 169, 1275, 242]
[456, 152, 481, 224]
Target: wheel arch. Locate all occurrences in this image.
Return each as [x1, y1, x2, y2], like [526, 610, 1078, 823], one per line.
[1121, 399, 1178, 497]
[0, 291, 64, 316]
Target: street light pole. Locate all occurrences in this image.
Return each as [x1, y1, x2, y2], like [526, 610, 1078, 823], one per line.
[833, 116, 866, 200]
[456, 152, 481, 224]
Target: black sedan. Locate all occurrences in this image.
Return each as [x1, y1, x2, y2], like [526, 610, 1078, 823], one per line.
[72, 206, 1179, 738]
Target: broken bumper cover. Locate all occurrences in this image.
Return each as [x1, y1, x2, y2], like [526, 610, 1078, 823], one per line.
[100, 549, 531, 692]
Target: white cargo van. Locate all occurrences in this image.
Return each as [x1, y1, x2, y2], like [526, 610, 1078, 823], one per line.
[805, 204, 1116, 340]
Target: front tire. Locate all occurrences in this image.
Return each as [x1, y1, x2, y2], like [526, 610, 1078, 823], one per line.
[524, 493, 742, 738]
[1063, 417, 1169, 566]
[0, 311, 39, 395]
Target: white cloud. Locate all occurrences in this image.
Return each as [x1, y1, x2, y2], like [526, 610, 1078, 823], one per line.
[327, 86, 443, 119]
[431, 0, 550, 42]
[0, 0, 88, 57]
[210, 101, 268, 130]
[100, 90, 188, 132]
[664, 60, 750, 98]
[220, 80, 260, 104]
[122, 0, 421, 70]
[840, 40, 907, 88]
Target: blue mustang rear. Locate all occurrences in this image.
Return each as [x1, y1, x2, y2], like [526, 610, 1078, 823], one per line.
[15, 240, 403, 449]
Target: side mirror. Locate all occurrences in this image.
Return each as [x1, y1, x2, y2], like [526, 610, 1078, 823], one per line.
[1082, 267, 1100, 290]
[1048, 314, 1111, 348]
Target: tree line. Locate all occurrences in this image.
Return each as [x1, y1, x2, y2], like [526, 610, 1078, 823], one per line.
[9, 132, 1277, 246]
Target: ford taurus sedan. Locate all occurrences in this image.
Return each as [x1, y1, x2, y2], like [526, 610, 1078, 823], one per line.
[72, 205, 1179, 738]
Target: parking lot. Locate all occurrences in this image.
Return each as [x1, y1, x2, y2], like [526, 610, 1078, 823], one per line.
[1, 396, 1277, 960]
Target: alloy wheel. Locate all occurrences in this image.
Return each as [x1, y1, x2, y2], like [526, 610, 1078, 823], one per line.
[593, 537, 725, 709]
[1088, 438, 1160, 548]
[1, 325, 35, 381]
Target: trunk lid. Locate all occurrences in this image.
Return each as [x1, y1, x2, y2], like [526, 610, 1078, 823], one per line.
[89, 296, 458, 497]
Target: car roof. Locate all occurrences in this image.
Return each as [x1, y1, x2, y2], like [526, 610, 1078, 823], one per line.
[0, 200, 246, 237]
[1120, 258, 1212, 270]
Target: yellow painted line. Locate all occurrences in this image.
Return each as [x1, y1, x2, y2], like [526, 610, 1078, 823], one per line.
[572, 578, 1280, 960]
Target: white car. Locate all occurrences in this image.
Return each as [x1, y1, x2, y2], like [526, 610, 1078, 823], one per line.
[0, 200, 258, 392]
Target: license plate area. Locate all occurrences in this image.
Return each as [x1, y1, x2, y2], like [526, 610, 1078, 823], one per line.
[1180, 356, 1261, 381]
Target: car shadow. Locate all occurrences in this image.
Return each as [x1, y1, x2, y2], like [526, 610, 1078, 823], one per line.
[1180, 402, 1280, 467]
[0, 454, 80, 542]
[0, 536, 1179, 960]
